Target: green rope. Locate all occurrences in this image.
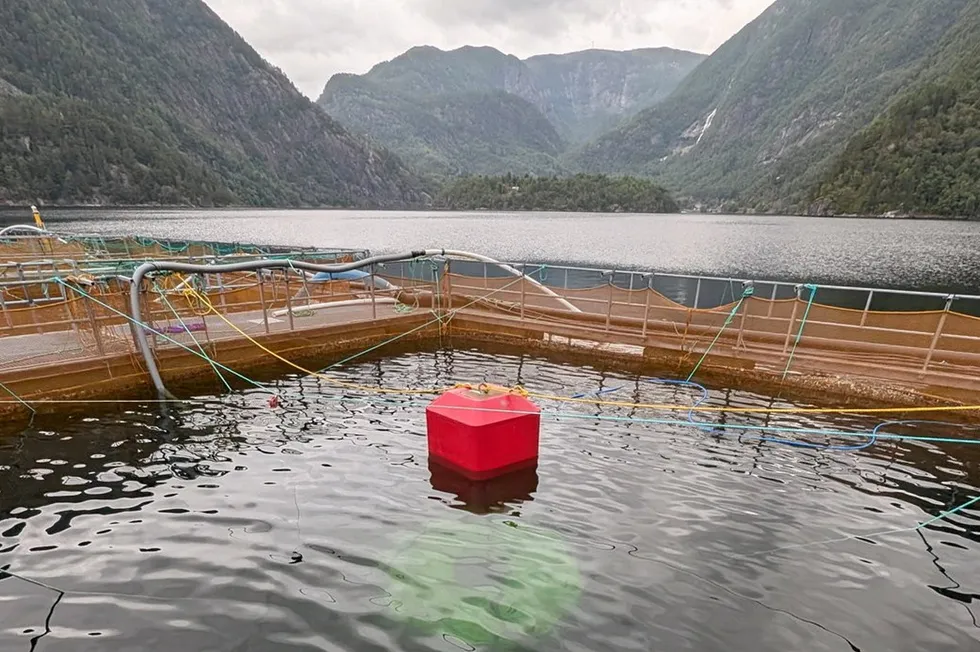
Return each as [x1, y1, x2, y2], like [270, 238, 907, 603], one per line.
[316, 265, 547, 375]
[782, 284, 817, 381]
[152, 281, 233, 393]
[686, 286, 754, 382]
[0, 380, 35, 414]
[52, 278, 268, 392]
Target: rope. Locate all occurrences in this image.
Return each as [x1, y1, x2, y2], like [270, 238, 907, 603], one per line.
[783, 284, 817, 381]
[0, 380, 34, 414]
[686, 285, 754, 382]
[52, 278, 268, 392]
[152, 281, 232, 393]
[174, 266, 548, 396]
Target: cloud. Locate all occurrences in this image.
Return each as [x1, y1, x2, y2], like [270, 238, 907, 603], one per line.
[204, 0, 775, 97]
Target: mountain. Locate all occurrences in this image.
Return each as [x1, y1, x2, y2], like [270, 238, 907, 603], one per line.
[524, 48, 706, 143]
[571, 0, 977, 213]
[812, 2, 980, 217]
[317, 45, 703, 179]
[0, 0, 425, 207]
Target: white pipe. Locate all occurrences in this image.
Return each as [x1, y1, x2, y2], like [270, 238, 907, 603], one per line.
[436, 249, 581, 313]
[272, 297, 397, 317]
[0, 224, 61, 239]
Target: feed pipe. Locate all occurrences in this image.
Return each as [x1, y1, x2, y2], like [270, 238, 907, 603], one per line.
[128, 249, 579, 396]
[0, 224, 59, 238]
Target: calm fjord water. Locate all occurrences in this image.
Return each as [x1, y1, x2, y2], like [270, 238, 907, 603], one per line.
[19, 207, 980, 293]
[2, 210, 980, 650]
[2, 350, 979, 651]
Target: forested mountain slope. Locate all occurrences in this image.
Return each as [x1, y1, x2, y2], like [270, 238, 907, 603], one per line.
[812, 2, 980, 217]
[571, 0, 975, 213]
[0, 0, 425, 206]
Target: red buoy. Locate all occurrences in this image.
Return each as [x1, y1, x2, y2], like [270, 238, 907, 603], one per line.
[426, 388, 541, 480]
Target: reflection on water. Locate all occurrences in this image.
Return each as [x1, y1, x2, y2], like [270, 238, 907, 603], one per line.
[0, 348, 979, 651]
[7, 207, 980, 293]
[428, 461, 539, 515]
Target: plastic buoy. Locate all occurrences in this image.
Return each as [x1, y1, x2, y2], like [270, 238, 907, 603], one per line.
[425, 387, 541, 480]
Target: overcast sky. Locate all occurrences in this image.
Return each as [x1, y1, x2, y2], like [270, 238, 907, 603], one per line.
[204, 0, 776, 98]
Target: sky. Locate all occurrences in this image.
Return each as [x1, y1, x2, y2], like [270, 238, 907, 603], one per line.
[204, 0, 776, 98]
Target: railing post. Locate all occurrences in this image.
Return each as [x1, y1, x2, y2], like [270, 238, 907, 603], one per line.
[519, 263, 527, 321]
[605, 273, 614, 331]
[484, 260, 489, 290]
[0, 290, 11, 329]
[782, 285, 802, 356]
[693, 277, 702, 310]
[641, 274, 653, 339]
[443, 260, 452, 316]
[77, 285, 106, 357]
[257, 271, 270, 334]
[736, 281, 753, 352]
[766, 283, 778, 318]
[922, 295, 954, 374]
[217, 272, 228, 311]
[860, 290, 874, 327]
[284, 271, 296, 331]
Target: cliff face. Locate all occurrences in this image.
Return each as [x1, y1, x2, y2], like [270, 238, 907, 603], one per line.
[571, 0, 975, 213]
[317, 45, 703, 179]
[0, 0, 426, 207]
[524, 48, 706, 143]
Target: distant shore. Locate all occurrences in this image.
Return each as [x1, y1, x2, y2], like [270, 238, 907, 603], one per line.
[0, 203, 974, 221]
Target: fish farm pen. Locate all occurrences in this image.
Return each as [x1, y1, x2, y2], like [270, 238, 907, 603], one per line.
[2, 228, 980, 417]
[3, 224, 980, 651]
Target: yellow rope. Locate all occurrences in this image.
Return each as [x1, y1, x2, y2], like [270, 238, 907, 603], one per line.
[172, 274, 980, 418]
[176, 276, 446, 396]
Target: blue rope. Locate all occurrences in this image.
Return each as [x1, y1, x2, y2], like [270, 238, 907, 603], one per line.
[643, 377, 876, 451]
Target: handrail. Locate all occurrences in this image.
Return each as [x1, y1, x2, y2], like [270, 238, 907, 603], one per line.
[496, 262, 980, 304]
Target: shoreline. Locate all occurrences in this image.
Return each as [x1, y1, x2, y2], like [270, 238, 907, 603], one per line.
[0, 204, 974, 221]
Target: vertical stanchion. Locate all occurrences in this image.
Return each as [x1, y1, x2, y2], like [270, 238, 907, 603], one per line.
[77, 285, 106, 357]
[782, 285, 802, 355]
[860, 290, 874, 328]
[217, 272, 228, 311]
[605, 273, 614, 331]
[766, 283, 778, 318]
[444, 258, 453, 313]
[693, 278, 702, 310]
[0, 290, 12, 329]
[299, 266, 312, 306]
[519, 264, 527, 321]
[641, 275, 653, 339]
[284, 271, 295, 331]
[922, 295, 954, 374]
[257, 271, 271, 334]
[370, 263, 378, 320]
[736, 281, 753, 352]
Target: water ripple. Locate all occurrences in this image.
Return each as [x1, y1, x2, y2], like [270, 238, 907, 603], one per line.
[1, 349, 979, 650]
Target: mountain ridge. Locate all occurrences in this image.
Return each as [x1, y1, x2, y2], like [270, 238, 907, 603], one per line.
[317, 44, 704, 179]
[570, 0, 976, 214]
[0, 0, 425, 207]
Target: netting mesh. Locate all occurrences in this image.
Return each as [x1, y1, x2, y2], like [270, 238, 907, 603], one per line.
[3, 257, 980, 403]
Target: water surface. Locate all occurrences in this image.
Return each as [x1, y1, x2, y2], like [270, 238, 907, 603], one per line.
[7, 208, 980, 293]
[1, 348, 978, 651]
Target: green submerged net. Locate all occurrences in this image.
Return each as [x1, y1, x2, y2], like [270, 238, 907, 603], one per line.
[384, 517, 582, 649]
